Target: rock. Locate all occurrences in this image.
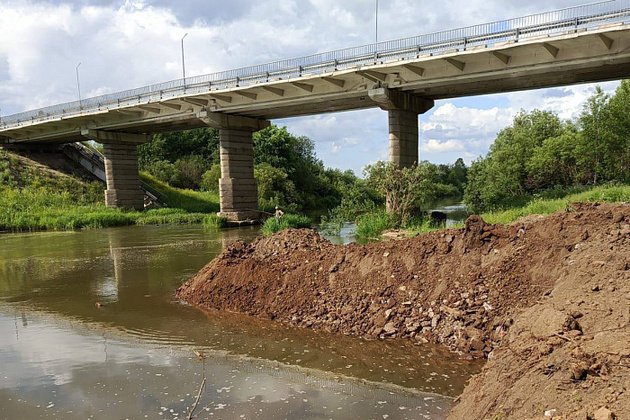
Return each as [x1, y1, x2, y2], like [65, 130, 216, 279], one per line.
[385, 309, 393, 320]
[592, 285, 601, 292]
[431, 315, 440, 329]
[383, 322, 397, 336]
[593, 407, 614, 420]
[483, 302, 494, 312]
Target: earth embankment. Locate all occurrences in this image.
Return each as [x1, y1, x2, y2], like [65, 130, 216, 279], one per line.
[177, 203, 630, 419]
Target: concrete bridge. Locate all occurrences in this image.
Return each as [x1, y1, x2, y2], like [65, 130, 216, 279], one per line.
[2, 1, 630, 220]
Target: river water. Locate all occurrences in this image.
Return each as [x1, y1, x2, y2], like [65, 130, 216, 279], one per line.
[0, 224, 480, 419]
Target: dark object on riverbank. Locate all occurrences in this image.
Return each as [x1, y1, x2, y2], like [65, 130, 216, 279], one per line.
[430, 211, 447, 227]
[177, 203, 630, 419]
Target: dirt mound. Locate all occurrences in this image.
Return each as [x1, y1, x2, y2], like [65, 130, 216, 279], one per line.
[177, 203, 630, 419]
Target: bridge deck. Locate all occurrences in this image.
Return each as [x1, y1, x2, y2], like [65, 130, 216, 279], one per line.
[3, 1, 630, 143]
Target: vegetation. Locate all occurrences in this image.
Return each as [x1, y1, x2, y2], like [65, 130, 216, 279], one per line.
[0, 149, 221, 232]
[261, 214, 312, 236]
[480, 184, 630, 225]
[322, 160, 468, 238]
[140, 173, 219, 213]
[465, 82, 630, 213]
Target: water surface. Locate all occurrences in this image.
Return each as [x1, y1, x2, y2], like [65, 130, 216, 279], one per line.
[0, 225, 480, 419]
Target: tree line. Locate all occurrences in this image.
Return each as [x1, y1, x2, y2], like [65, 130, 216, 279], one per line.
[464, 81, 630, 213]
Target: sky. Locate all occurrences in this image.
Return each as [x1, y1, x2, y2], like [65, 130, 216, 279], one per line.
[0, 0, 621, 175]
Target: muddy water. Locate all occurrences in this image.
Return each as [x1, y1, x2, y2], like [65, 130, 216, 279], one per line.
[0, 225, 480, 419]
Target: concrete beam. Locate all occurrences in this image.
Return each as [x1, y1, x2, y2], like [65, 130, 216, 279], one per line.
[598, 33, 614, 49]
[80, 129, 149, 144]
[199, 112, 270, 131]
[322, 77, 345, 88]
[261, 86, 285, 97]
[291, 82, 314, 92]
[543, 42, 559, 58]
[444, 58, 466, 71]
[402, 64, 425, 77]
[492, 51, 511, 65]
[368, 87, 434, 114]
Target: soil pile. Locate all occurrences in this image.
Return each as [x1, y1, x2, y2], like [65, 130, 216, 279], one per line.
[177, 203, 630, 419]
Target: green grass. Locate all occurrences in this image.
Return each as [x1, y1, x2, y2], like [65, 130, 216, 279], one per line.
[203, 214, 228, 229]
[355, 212, 394, 239]
[481, 184, 630, 225]
[0, 151, 226, 232]
[140, 172, 220, 213]
[261, 214, 312, 236]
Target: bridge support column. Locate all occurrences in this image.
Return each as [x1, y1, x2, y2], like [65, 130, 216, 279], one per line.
[389, 109, 420, 168]
[201, 114, 270, 221]
[369, 87, 434, 169]
[81, 130, 149, 211]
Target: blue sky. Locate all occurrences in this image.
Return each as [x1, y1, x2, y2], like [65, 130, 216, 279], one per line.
[0, 0, 620, 175]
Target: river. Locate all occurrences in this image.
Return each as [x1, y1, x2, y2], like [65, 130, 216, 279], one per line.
[0, 223, 479, 419]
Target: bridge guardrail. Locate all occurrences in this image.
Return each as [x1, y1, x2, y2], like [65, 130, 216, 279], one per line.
[2, 0, 630, 129]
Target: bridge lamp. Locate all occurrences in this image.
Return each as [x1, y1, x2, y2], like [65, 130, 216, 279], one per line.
[181, 32, 188, 87]
[76, 62, 82, 110]
[375, 0, 379, 44]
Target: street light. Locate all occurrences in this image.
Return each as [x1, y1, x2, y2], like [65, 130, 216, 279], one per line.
[181, 33, 188, 87]
[76, 62, 82, 109]
[375, 0, 379, 44]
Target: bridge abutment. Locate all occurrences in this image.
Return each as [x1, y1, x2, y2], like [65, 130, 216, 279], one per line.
[81, 130, 148, 211]
[202, 114, 270, 221]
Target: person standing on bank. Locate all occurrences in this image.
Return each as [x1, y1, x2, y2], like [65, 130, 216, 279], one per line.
[275, 206, 284, 219]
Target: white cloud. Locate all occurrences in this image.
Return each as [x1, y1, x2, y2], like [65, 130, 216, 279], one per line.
[0, 0, 624, 173]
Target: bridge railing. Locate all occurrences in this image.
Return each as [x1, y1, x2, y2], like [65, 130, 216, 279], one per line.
[2, 0, 630, 129]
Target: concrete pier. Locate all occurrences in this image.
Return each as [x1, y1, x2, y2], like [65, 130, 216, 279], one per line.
[81, 130, 148, 211]
[388, 109, 420, 168]
[102, 142, 144, 210]
[368, 88, 434, 168]
[203, 114, 270, 221]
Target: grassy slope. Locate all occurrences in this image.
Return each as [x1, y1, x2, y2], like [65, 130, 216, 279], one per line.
[0, 150, 223, 232]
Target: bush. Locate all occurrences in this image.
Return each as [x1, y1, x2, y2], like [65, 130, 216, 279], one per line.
[355, 211, 394, 239]
[261, 214, 312, 236]
[171, 156, 208, 189]
[200, 164, 221, 193]
[143, 159, 177, 184]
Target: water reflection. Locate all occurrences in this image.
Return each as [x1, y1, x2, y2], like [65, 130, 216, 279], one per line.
[0, 225, 480, 418]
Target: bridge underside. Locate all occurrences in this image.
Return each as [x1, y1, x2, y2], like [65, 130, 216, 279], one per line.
[4, 25, 630, 220]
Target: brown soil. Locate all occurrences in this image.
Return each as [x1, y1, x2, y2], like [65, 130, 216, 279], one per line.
[177, 203, 630, 419]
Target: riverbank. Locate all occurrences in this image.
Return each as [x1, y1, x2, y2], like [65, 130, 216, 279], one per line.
[177, 202, 630, 419]
[0, 149, 226, 232]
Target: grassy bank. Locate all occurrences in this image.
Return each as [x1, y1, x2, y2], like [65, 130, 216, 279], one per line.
[480, 185, 630, 224]
[0, 149, 224, 232]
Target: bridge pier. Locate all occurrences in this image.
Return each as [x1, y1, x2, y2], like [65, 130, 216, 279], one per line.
[81, 130, 148, 211]
[202, 114, 270, 221]
[369, 87, 434, 168]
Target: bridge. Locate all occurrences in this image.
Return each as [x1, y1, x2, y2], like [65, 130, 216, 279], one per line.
[2, 1, 630, 220]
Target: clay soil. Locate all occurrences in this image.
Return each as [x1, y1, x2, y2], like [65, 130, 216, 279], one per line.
[177, 203, 630, 419]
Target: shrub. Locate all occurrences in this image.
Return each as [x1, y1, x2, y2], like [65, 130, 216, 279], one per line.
[200, 164, 221, 193]
[261, 214, 312, 236]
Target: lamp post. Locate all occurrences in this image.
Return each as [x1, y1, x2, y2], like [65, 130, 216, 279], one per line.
[181, 33, 188, 87]
[76, 62, 82, 110]
[375, 0, 379, 44]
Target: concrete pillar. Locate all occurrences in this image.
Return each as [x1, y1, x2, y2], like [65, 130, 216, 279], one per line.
[80, 130, 148, 211]
[389, 109, 419, 168]
[368, 87, 434, 169]
[102, 142, 144, 211]
[218, 128, 259, 221]
[201, 113, 270, 221]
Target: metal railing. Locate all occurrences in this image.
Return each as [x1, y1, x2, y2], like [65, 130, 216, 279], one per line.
[2, 0, 630, 129]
